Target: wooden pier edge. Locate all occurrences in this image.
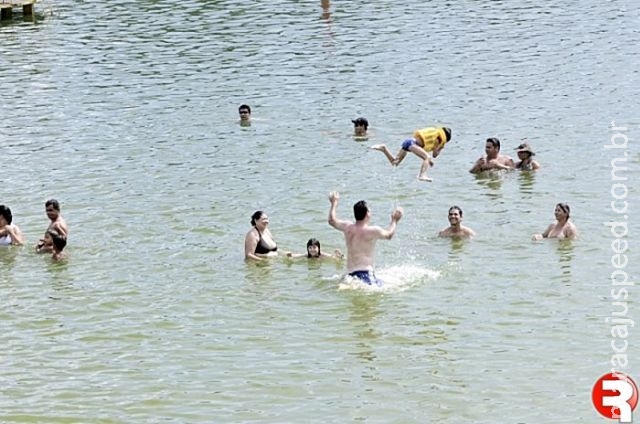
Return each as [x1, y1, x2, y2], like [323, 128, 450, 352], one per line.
[0, 0, 37, 20]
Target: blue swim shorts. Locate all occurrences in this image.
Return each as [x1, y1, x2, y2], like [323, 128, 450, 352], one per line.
[401, 138, 417, 151]
[348, 270, 383, 287]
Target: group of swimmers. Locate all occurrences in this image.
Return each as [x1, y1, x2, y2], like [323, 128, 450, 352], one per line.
[240, 106, 577, 285]
[0, 199, 69, 261]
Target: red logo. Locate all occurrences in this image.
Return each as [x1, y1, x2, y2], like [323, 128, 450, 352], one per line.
[592, 372, 639, 422]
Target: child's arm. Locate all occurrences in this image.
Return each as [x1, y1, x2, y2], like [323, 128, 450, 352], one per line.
[432, 138, 445, 158]
[320, 249, 344, 260]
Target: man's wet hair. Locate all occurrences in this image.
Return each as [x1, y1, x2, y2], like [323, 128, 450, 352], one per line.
[238, 104, 251, 113]
[448, 206, 463, 217]
[486, 137, 501, 149]
[45, 199, 60, 211]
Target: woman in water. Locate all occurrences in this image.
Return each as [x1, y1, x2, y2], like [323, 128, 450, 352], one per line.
[0, 205, 24, 246]
[532, 203, 577, 241]
[514, 142, 540, 171]
[286, 238, 344, 260]
[244, 211, 278, 261]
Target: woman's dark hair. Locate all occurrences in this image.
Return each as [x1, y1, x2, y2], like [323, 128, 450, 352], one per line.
[306, 238, 321, 258]
[557, 203, 570, 217]
[47, 229, 67, 251]
[0, 205, 13, 224]
[251, 211, 264, 226]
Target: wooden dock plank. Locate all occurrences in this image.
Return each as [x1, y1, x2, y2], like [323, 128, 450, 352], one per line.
[0, 0, 36, 19]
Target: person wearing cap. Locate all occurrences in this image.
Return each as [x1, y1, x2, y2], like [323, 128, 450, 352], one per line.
[514, 141, 540, 171]
[532, 203, 577, 241]
[438, 206, 476, 239]
[370, 126, 452, 182]
[469, 137, 515, 174]
[352, 117, 368, 137]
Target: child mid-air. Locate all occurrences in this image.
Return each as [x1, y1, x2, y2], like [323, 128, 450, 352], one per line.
[370, 126, 452, 182]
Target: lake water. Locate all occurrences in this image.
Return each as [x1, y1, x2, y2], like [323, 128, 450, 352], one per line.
[1, 0, 639, 422]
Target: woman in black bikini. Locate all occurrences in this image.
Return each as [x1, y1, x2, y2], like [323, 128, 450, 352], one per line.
[244, 210, 278, 261]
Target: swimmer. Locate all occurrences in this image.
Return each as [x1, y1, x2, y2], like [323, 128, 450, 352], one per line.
[328, 191, 403, 286]
[469, 137, 515, 173]
[0, 205, 23, 246]
[514, 142, 541, 171]
[244, 210, 278, 261]
[532, 203, 578, 241]
[438, 206, 476, 239]
[36, 199, 68, 253]
[370, 126, 452, 181]
[238, 104, 251, 126]
[286, 238, 344, 260]
[352, 117, 369, 138]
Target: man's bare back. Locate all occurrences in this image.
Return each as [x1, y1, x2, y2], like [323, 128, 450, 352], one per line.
[327, 192, 403, 279]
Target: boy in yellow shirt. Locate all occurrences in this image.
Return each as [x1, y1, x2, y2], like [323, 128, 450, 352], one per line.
[371, 126, 451, 182]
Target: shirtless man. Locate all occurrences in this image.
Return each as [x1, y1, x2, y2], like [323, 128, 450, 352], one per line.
[36, 199, 68, 253]
[438, 206, 476, 239]
[328, 191, 403, 286]
[469, 137, 515, 173]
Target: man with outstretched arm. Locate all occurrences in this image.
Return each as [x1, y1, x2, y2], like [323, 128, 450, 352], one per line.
[327, 191, 403, 286]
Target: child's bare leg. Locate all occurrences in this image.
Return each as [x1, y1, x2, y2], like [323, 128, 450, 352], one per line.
[418, 159, 432, 181]
[393, 149, 407, 166]
[408, 145, 433, 181]
[370, 144, 397, 165]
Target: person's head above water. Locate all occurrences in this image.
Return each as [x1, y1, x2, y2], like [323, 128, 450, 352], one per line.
[352, 117, 368, 136]
[238, 104, 251, 122]
[306, 238, 322, 258]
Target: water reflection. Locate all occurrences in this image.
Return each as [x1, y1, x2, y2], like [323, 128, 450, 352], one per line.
[0, 247, 19, 270]
[320, 0, 331, 21]
[446, 238, 467, 261]
[473, 172, 504, 200]
[556, 240, 575, 284]
[48, 260, 74, 294]
[517, 169, 536, 195]
[243, 260, 273, 284]
[348, 294, 381, 362]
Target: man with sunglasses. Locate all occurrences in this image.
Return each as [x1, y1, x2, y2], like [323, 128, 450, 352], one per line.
[469, 137, 515, 174]
[238, 104, 251, 125]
